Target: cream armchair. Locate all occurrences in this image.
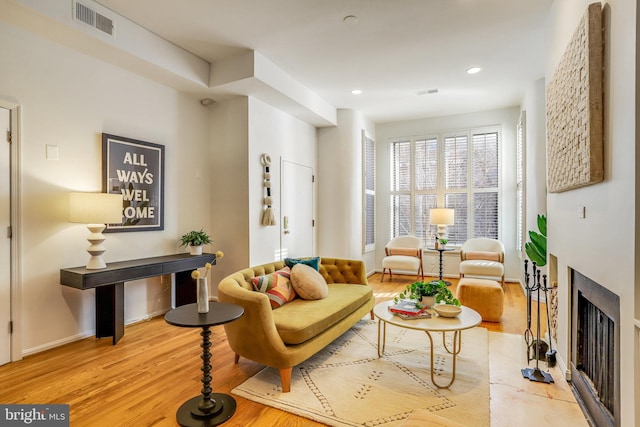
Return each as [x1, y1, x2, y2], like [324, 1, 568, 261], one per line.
[381, 235, 424, 282]
[459, 238, 505, 286]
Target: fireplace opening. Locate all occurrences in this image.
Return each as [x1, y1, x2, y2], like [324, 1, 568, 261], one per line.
[571, 269, 620, 427]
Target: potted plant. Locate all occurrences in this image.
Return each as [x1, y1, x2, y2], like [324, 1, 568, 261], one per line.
[179, 229, 212, 255]
[393, 280, 460, 308]
[525, 214, 547, 267]
[438, 238, 449, 249]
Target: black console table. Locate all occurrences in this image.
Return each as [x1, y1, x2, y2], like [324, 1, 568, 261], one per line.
[60, 253, 215, 344]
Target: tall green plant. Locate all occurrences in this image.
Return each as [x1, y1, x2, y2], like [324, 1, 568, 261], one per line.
[525, 214, 547, 267]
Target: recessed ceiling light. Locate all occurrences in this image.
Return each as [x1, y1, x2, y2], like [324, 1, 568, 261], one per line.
[466, 66, 482, 74]
[343, 15, 359, 25]
[351, 89, 363, 95]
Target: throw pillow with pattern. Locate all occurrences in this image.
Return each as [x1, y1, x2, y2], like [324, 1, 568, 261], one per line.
[251, 267, 296, 309]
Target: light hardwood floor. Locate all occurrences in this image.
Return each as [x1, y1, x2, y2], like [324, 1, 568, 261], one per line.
[0, 273, 546, 427]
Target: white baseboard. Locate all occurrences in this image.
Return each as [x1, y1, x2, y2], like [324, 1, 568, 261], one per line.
[22, 308, 171, 357]
[23, 331, 93, 357]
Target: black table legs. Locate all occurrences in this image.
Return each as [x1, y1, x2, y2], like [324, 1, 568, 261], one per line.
[95, 282, 124, 344]
[176, 326, 236, 427]
[429, 249, 452, 286]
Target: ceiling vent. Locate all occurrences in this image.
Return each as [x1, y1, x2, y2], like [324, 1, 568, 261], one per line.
[73, 1, 115, 37]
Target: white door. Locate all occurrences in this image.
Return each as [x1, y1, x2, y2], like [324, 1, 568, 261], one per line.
[0, 107, 10, 366]
[281, 160, 314, 258]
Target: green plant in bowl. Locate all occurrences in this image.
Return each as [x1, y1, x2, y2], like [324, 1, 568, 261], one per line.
[179, 229, 212, 247]
[394, 280, 460, 308]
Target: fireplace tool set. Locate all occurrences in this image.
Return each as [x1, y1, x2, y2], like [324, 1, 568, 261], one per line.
[522, 259, 555, 383]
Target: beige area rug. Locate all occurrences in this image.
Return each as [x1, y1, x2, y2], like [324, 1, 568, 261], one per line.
[232, 319, 490, 427]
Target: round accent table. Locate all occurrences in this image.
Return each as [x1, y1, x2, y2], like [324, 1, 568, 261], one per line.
[373, 300, 481, 388]
[165, 302, 244, 427]
[428, 247, 455, 285]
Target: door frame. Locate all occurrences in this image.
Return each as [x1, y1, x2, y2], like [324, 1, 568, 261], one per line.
[1, 97, 22, 362]
[280, 159, 314, 259]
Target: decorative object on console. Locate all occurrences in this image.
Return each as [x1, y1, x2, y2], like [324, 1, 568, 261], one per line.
[179, 229, 212, 255]
[192, 263, 212, 313]
[429, 208, 455, 244]
[69, 192, 123, 269]
[260, 153, 276, 226]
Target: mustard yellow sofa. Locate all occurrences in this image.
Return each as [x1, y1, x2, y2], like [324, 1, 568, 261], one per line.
[217, 257, 375, 392]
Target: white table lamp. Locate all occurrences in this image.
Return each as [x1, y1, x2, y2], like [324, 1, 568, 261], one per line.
[429, 208, 455, 240]
[69, 192, 123, 269]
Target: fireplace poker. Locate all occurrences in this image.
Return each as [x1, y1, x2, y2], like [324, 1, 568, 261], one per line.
[521, 260, 554, 384]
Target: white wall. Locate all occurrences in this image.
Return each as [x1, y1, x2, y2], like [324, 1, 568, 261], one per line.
[317, 109, 376, 271]
[375, 107, 520, 281]
[209, 97, 250, 292]
[247, 97, 317, 265]
[0, 22, 212, 353]
[545, 1, 637, 425]
[209, 96, 318, 294]
[521, 78, 547, 280]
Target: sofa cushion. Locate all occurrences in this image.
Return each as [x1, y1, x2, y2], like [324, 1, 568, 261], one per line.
[251, 267, 296, 309]
[271, 283, 372, 344]
[284, 256, 320, 271]
[291, 264, 328, 300]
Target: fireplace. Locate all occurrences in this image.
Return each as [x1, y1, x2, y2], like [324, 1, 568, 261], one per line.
[571, 269, 620, 427]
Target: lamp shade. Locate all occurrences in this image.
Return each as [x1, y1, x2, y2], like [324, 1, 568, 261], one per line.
[69, 192, 123, 225]
[429, 208, 455, 225]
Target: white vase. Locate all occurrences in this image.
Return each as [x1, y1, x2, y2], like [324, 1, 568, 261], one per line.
[421, 295, 435, 309]
[197, 277, 209, 313]
[189, 245, 203, 255]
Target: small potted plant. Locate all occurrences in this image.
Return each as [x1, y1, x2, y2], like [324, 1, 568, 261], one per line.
[438, 238, 449, 249]
[394, 280, 460, 308]
[179, 229, 212, 255]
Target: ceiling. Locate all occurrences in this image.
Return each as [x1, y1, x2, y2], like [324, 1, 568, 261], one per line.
[96, 0, 553, 124]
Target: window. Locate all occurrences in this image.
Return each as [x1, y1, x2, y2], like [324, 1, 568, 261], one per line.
[389, 127, 500, 245]
[363, 132, 376, 252]
[389, 140, 411, 237]
[516, 112, 526, 254]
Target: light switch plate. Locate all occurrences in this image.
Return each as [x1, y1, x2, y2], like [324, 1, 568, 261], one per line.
[578, 206, 586, 218]
[46, 144, 59, 160]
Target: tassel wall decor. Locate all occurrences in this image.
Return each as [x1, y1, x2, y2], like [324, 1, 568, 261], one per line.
[260, 153, 276, 226]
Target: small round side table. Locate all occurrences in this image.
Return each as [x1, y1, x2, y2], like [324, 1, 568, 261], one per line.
[165, 302, 244, 427]
[428, 247, 455, 285]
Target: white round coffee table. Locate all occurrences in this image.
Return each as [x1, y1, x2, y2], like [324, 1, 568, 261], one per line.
[373, 300, 482, 388]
